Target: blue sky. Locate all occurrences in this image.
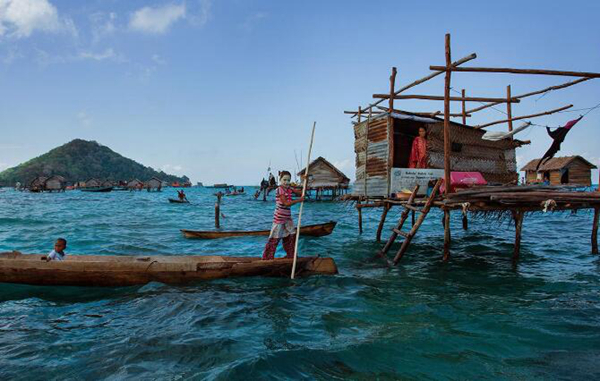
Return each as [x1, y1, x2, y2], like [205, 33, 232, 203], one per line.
[0, 0, 599, 184]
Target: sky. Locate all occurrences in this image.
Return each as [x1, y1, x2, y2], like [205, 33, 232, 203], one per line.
[0, 0, 599, 184]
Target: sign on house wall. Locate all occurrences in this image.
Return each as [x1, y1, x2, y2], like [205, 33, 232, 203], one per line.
[390, 168, 444, 195]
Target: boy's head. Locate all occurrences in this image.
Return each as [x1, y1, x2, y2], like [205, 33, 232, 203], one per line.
[418, 126, 427, 138]
[55, 238, 67, 253]
[279, 171, 292, 186]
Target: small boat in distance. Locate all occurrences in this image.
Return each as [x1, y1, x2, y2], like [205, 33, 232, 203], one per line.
[81, 187, 113, 192]
[210, 183, 229, 188]
[169, 198, 190, 204]
[181, 221, 337, 239]
[0, 251, 337, 287]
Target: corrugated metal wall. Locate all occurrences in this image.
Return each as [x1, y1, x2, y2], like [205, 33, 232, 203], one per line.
[353, 116, 390, 197]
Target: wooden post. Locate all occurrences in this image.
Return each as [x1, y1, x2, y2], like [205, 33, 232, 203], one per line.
[215, 193, 222, 228]
[513, 210, 524, 262]
[411, 210, 415, 226]
[443, 34, 452, 196]
[593, 207, 599, 254]
[389, 67, 397, 112]
[443, 209, 451, 261]
[462, 214, 468, 230]
[461, 89, 466, 125]
[376, 203, 390, 242]
[357, 106, 362, 123]
[356, 202, 363, 234]
[506, 85, 513, 132]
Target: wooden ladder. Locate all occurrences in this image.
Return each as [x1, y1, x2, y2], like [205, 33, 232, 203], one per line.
[378, 178, 443, 265]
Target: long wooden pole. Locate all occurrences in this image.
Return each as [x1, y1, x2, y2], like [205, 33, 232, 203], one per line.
[291, 122, 316, 279]
[443, 33, 452, 197]
[474, 104, 573, 129]
[466, 77, 590, 114]
[373, 94, 520, 103]
[389, 67, 397, 112]
[429, 66, 600, 78]
[506, 85, 513, 132]
[347, 53, 477, 117]
[461, 89, 466, 125]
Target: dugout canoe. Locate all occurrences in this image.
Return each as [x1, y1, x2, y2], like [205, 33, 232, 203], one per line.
[81, 187, 113, 193]
[0, 251, 337, 287]
[181, 221, 337, 239]
[168, 198, 190, 204]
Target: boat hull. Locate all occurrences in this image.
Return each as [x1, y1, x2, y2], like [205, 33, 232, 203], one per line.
[181, 221, 337, 239]
[168, 198, 189, 203]
[81, 187, 113, 192]
[0, 251, 337, 287]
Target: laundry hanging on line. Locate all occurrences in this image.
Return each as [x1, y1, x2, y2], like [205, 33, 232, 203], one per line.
[535, 116, 583, 170]
[481, 122, 532, 141]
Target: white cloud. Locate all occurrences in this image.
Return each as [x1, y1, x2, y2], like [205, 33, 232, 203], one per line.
[77, 111, 92, 127]
[162, 164, 184, 173]
[151, 54, 166, 65]
[241, 12, 267, 31]
[129, 3, 185, 34]
[90, 11, 116, 42]
[78, 48, 117, 61]
[188, 0, 211, 27]
[0, 0, 76, 38]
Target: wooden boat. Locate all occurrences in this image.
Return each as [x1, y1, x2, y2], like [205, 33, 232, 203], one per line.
[0, 251, 337, 287]
[168, 198, 190, 204]
[81, 187, 113, 193]
[181, 221, 337, 239]
[225, 192, 245, 197]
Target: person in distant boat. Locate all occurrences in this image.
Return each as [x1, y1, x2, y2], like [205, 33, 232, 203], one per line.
[262, 171, 304, 260]
[177, 189, 187, 202]
[408, 126, 428, 169]
[268, 173, 276, 188]
[44, 238, 67, 262]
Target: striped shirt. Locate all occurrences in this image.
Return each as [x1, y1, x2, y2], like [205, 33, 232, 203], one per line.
[273, 186, 293, 224]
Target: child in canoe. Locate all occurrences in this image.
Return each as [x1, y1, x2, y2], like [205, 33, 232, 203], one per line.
[262, 171, 304, 260]
[44, 238, 67, 262]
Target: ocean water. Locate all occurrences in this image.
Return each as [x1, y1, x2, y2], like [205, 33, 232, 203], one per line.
[0, 187, 599, 380]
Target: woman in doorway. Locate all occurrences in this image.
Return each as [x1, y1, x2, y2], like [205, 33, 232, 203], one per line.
[409, 126, 428, 169]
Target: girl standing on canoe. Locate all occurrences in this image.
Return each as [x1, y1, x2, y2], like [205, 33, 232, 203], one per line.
[262, 171, 304, 260]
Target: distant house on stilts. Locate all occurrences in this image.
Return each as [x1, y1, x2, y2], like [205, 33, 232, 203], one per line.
[521, 155, 597, 186]
[44, 175, 66, 192]
[145, 177, 163, 191]
[297, 157, 350, 200]
[29, 176, 48, 192]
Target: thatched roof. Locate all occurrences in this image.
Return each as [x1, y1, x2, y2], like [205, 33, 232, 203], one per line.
[521, 155, 597, 171]
[298, 156, 350, 181]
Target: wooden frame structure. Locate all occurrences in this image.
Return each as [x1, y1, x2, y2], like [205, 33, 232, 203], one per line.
[345, 34, 600, 263]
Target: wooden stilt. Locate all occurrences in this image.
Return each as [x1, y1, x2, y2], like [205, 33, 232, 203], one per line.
[411, 210, 415, 226]
[376, 203, 391, 242]
[513, 210, 524, 262]
[443, 210, 451, 261]
[462, 214, 468, 230]
[592, 207, 599, 254]
[215, 193, 222, 229]
[357, 202, 363, 234]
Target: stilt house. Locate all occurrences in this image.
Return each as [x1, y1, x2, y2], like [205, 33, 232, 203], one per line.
[352, 111, 522, 198]
[298, 157, 350, 200]
[521, 156, 596, 186]
[84, 178, 101, 188]
[29, 176, 48, 191]
[146, 177, 163, 191]
[44, 175, 66, 192]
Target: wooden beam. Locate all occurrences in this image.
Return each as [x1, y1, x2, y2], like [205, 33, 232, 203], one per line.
[373, 105, 469, 117]
[474, 104, 573, 129]
[461, 89, 466, 125]
[357, 106, 362, 123]
[347, 53, 477, 117]
[443, 33, 452, 197]
[376, 203, 391, 242]
[466, 77, 590, 114]
[373, 94, 520, 103]
[506, 85, 513, 132]
[593, 207, 599, 254]
[389, 67, 397, 112]
[429, 66, 600, 78]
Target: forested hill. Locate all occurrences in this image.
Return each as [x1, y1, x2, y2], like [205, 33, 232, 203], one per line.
[0, 139, 189, 186]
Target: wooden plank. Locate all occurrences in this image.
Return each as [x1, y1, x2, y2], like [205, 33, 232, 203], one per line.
[373, 94, 520, 103]
[506, 85, 513, 132]
[429, 66, 600, 78]
[466, 77, 591, 114]
[474, 104, 573, 129]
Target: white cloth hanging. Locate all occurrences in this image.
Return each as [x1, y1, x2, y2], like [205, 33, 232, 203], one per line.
[481, 122, 532, 141]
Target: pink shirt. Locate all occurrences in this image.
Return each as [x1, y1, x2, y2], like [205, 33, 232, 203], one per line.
[273, 186, 293, 224]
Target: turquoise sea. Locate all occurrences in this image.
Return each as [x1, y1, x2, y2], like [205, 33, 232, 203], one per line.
[1, 186, 599, 380]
